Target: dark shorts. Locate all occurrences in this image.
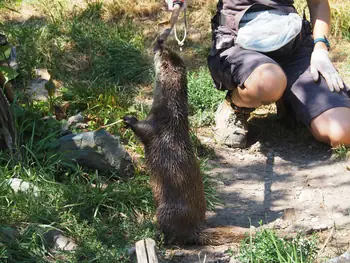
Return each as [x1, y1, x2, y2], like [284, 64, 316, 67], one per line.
[207, 33, 350, 127]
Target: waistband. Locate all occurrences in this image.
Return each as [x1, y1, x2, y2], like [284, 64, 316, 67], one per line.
[239, 9, 290, 27]
[218, 6, 294, 31]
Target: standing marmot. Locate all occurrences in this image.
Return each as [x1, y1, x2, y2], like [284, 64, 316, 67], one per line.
[124, 38, 250, 245]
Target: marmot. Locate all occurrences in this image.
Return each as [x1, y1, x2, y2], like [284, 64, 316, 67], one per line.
[123, 38, 250, 245]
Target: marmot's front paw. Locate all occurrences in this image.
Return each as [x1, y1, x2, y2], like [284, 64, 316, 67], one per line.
[123, 115, 138, 128]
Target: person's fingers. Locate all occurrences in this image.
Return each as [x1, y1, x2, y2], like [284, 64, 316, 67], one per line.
[323, 73, 334, 92]
[335, 73, 345, 91]
[310, 66, 319, 82]
[331, 74, 340, 92]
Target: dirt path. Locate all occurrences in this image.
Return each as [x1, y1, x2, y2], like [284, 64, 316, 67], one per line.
[160, 119, 350, 262]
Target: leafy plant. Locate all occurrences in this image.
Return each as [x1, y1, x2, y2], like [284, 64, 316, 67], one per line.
[238, 227, 319, 263]
[333, 144, 350, 160]
[0, 42, 18, 85]
[188, 67, 225, 127]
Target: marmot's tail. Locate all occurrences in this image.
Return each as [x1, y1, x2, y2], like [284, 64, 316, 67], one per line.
[196, 226, 255, 245]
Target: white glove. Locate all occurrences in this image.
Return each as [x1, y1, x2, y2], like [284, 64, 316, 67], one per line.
[310, 49, 347, 92]
[164, 0, 186, 11]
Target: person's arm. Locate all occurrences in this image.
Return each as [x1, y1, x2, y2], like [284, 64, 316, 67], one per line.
[307, 0, 347, 92]
[307, 0, 330, 51]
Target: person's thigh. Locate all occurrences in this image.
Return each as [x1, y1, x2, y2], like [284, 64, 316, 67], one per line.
[208, 45, 287, 108]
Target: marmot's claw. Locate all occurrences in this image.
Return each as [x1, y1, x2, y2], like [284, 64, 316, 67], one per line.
[123, 115, 138, 128]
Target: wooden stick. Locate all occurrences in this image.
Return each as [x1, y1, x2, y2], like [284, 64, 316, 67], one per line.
[135, 239, 159, 263]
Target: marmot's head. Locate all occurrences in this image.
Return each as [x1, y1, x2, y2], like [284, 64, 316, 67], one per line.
[153, 37, 185, 78]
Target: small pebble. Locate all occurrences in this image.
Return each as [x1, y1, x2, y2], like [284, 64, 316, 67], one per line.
[127, 247, 136, 256]
[174, 251, 185, 257]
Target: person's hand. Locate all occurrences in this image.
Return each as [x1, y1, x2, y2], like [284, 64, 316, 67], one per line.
[164, 0, 186, 11]
[310, 49, 348, 92]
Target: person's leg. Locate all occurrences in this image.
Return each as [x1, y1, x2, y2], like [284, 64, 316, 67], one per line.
[230, 63, 287, 108]
[281, 35, 350, 148]
[310, 107, 350, 147]
[208, 45, 285, 148]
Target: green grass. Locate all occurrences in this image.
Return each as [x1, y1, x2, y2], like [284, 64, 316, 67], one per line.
[294, 0, 350, 40]
[188, 67, 225, 127]
[237, 227, 319, 263]
[332, 144, 350, 160]
[0, 101, 157, 262]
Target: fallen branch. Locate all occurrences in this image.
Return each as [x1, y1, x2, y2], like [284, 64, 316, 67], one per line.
[95, 119, 123, 131]
[318, 223, 336, 256]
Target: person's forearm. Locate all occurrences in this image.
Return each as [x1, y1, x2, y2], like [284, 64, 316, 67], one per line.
[307, 0, 331, 51]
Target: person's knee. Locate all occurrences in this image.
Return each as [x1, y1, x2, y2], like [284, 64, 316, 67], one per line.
[311, 108, 350, 147]
[258, 64, 287, 104]
[327, 120, 350, 147]
[244, 64, 287, 105]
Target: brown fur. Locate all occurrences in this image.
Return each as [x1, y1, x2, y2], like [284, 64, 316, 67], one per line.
[123, 39, 251, 245]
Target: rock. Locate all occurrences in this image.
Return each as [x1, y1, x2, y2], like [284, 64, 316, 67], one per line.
[43, 230, 76, 251]
[174, 251, 185, 257]
[68, 112, 84, 125]
[325, 251, 350, 263]
[127, 246, 136, 256]
[220, 256, 230, 261]
[0, 226, 16, 240]
[229, 257, 242, 263]
[249, 141, 262, 153]
[214, 252, 225, 257]
[61, 112, 85, 131]
[8, 47, 18, 70]
[27, 68, 61, 102]
[75, 123, 89, 129]
[58, 129, 134, 177]
[27, 68, 51, 101]
[6, 178, 39, 196]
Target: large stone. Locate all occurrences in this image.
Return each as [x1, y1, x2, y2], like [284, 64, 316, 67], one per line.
[6, 178, 39, 196]
[43, 230, 77, 251]
[325, 251, 350, 263]
[27, 68, 60, 101]
[58, 129, 134, 177]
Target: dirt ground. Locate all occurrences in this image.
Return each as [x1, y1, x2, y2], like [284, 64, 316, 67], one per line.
[159, 115, 350, 262]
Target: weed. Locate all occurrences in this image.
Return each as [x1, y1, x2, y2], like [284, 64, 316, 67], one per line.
[294, 0, 350, 40]
[104, 0, 162, 19]
[333, 144, 350, 160]
[199, 158, 223, 211]
[188, 67, 225, 127]
[238, 227, 319, 263]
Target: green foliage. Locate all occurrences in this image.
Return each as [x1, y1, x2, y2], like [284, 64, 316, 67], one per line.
[2, 1, 151, 86]
[238, 227, 319, 263]
[333, 144, 350, 161]
[199, 159, 223, 211]
[0, 0, 22, 8]
[330, 2, 350, 40]
[0, 102, 156, 262]
[0, 65, 18, 83]
[188, 67, 225, 127]
[294, 0, 350, 40]
[0, 42, 18, 84]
